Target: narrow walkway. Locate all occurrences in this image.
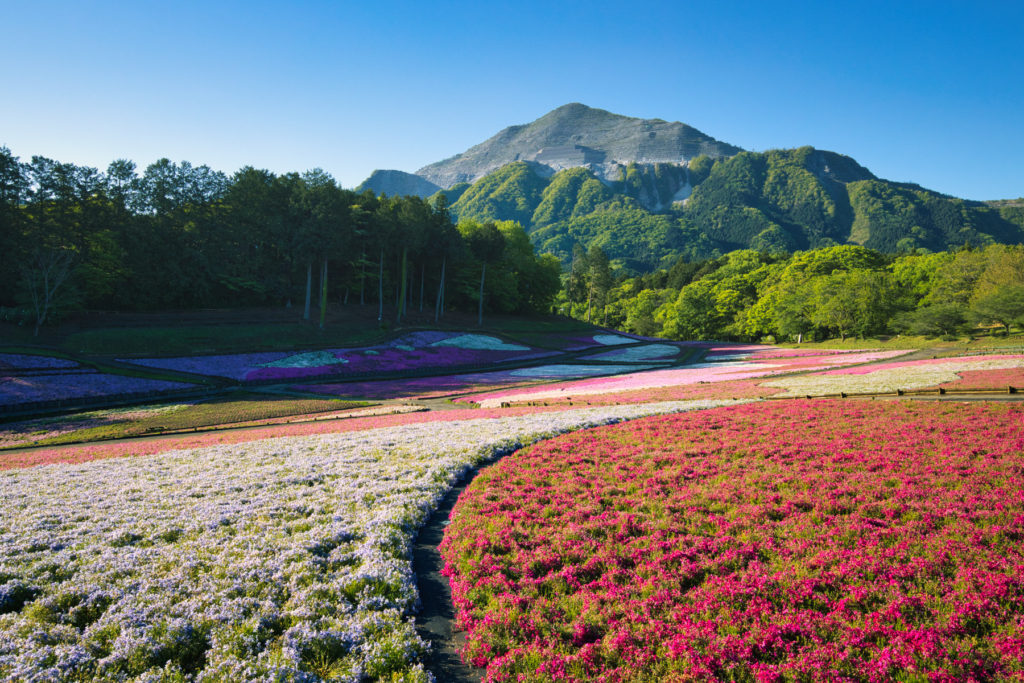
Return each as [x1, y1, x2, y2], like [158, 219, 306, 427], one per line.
[414, 476, 486, 683]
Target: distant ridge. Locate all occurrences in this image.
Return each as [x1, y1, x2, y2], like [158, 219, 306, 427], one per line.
[356, 169, 441, 199]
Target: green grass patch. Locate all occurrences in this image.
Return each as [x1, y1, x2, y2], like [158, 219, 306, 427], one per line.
[15, 394, 372, 447]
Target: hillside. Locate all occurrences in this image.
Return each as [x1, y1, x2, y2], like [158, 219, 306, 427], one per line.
[354, 103, 1024, 268]
[442, 147, 1024, 270]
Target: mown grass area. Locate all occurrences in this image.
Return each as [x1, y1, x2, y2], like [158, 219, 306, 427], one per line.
[4, 394, 372, 448]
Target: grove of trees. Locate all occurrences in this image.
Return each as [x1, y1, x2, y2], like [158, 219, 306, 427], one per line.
[0, 148, 561, 333]
[560, 243, 1024, 342]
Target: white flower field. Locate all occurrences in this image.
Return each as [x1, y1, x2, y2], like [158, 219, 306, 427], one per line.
[0, 400, 735, 682]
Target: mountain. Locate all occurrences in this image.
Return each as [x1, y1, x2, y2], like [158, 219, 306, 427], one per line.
[445, 147, 1024, 271]
[355, 104, 1024, 269]
[356, 169, 440, 198]
[415, 103, 741, 188]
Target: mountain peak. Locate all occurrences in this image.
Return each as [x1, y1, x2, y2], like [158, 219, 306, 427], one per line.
[414, 103, 742, 189]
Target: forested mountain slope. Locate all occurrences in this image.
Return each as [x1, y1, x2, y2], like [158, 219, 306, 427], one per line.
[442, 148, 1024, 270]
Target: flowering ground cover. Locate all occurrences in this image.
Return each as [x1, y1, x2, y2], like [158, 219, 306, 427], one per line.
[0, 371, 198, 407]
[466, 350, 908, 407]
[296, 372, 547, 401]
[939, 366, 1024, 390]
[0, 403, 194, 449]
[0, 400, 733, 681]
[496, 378, 784, 406]
[123, 332, 554, 382]
[1, 395, 371, 448]
[441, 400, 1024, 681]
[576, 343, 681, 363]
[0, 353, 80, 370]
[763, 354, 1024, 397]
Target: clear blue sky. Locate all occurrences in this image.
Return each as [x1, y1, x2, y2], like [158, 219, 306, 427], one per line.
[2, 0, 1022, 200]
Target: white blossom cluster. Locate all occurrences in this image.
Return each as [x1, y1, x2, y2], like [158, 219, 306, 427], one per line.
[0, 400, 734, 682]
[762, 357, 1024, 396]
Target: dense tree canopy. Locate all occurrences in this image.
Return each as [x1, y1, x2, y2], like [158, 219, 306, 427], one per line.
[0, 148, 560, 331]
[560, 243, 1024, 342]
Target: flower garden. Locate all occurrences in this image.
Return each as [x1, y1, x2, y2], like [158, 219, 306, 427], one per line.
[0, 400, 732, 681]
[121, 332, 558, 382]
[441, 400, 1024, 682]
[3, 332, 1024, 682]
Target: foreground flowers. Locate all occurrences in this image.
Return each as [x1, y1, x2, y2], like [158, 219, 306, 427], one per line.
[441, 400, 1024, 682]
[0, 400, 732, 681]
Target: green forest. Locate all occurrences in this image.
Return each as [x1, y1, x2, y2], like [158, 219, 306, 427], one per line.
[4, 144, 1023, 343]
[561, 243, 1024, 342]
[443, 148, 1024, 271]
[0, 148, 560, 333]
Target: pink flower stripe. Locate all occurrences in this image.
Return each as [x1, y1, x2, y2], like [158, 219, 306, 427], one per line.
[497, 379, 783, 407]
[0, 404, 570, 470]
[939, 367, 1024, 390]
[464, 350, 908, 407]
[441, 400, 1024, 682]
[824, 354, 1024, 375]
[295, 371, 547, 401]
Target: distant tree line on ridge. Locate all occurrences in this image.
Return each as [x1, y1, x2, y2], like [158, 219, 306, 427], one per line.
[562, 243, 1024, 342]
[0, 148, 561, 334]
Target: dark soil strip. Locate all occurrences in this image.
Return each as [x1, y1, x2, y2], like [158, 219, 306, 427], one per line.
[414, 477, 486, 683]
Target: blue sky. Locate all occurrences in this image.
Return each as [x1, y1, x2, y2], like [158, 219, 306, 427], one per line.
[1, 0, 1021, 200]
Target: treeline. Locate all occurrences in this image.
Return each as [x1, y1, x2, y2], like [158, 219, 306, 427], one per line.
[561, 243, 1024, 342]
[0, 148, 560, 332]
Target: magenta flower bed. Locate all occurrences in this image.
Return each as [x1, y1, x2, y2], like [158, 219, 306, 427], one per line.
[941, 366, 1024, 390]
[824, 354, 1024, 375]
[442, 400, 1024, 681]
[464, 350, 908, 407]
[0, 371, 197, 407]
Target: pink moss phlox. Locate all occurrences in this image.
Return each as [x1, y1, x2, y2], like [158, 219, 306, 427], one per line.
[441, 400, 1024, 681]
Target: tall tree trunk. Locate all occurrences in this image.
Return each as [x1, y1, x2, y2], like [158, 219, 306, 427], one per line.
[435, 256, 445, 323]
[419, 265, 424, 312]
[396, 247, 408, 324]
[586, 281, 594, 323]
[303, 262, 312, 320]
[478, 263, 486, 326]
[360, 250, 366, 306]
[319, 258, 328, 329]
[377, 248, 384, 322]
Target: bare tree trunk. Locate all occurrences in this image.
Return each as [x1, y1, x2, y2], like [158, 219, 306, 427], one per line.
[319, 258, 328, 329]
[377, 248, 384, 322]
[419, 265, 424, 312]
[23, 249, 73, 337]
[303, 262, 312, 320]
[478, 263, 486, 326]
[435, 256, 445, 323]
[359, 250, 366, 306]
[396, 247, 408, 324]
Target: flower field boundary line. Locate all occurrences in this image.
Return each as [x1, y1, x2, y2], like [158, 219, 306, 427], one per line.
[0, 399, 744, 681]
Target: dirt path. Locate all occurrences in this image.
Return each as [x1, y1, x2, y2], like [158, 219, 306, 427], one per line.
[414, 476, 486, 683]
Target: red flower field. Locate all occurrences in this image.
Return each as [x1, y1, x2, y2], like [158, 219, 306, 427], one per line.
[441, 400, 1024, 682]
